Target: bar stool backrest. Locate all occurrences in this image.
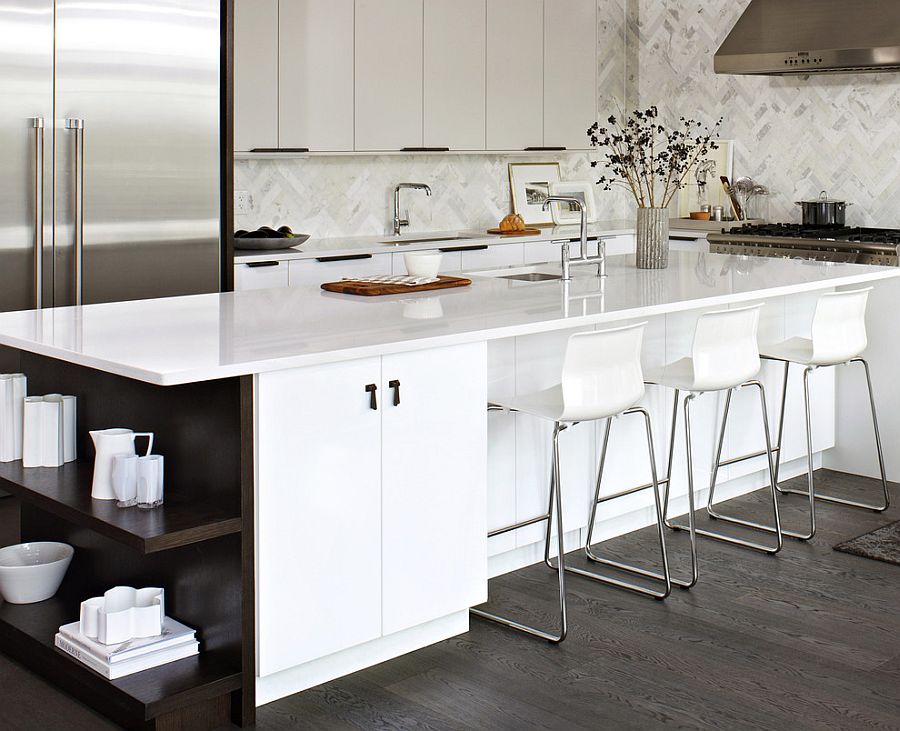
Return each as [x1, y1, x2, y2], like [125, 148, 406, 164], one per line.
[690, 304, 762, 391]
[810, 288, 871, 365]
[560, 322, 646, 422]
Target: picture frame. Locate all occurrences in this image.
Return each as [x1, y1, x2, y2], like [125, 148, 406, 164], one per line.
[508, 162, 562, 226]
[548, 181, 598, 225]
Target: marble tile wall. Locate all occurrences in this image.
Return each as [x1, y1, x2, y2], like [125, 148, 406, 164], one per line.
[637, 0, 900, 226]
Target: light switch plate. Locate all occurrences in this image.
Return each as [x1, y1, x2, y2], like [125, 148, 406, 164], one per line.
[234, 190, 251, 215]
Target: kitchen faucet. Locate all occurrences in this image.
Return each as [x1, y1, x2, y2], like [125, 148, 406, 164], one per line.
[542, 196, 607, 281]
[393, 183, 432, 236]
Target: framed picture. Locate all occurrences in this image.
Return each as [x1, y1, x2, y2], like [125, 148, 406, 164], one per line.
[677, 139, 735, 218]
[508, 162, 562, 226]
[548, 181, 598, 225]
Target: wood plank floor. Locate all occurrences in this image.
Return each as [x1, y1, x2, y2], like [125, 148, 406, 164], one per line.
[1, 470, 898, 730]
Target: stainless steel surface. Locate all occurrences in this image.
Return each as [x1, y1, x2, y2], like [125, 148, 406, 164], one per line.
[392, 183, 432, 237]
[0, 0, 53, 313]
[796, 191, 851, 227]
[52, 0, 220, 307]
[543, 196, 607, 281]
[65, 119, 85, 306]
[500, 272, 561, 282]
[32, 118, 45, 309]
[715, 0, 900, 75]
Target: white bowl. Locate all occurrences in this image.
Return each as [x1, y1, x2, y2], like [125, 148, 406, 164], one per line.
[403, 252, 442, 279]
[0, 542, 74, 604]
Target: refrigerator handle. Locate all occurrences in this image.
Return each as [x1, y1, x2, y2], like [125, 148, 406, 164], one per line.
[66, 118, 85, 306]
[32, 118, 45, 310]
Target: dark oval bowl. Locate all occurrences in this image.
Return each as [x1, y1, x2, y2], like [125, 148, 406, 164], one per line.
[234, 234, 311, 251]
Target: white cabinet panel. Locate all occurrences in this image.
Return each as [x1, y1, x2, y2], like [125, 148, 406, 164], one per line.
[605, 235, 635, 256]
[523, 238, 584, 265]
[670, 235, 709, 253]
[279, 0, 354, 151]
[459, 244, 525, 271]
[234, 0, 278, 152]
[234, 261, 290, 291]
[355, 0, 424, 151]
[381, 343, 487, 635]
[288, 255, 392, 287]
[543, 0, 597, 151]
[257, 359, 383, 676]
[486, 0, 543, 150]
[391, 250, 463, 275]
[424, 0, 486, 150]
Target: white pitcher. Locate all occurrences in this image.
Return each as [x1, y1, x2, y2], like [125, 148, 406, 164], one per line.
[90, 429, 154, 500]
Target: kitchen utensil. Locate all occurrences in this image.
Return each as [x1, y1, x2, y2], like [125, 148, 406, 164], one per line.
[690, 212, 711, 221]
[711, 206, 725, 221]
[137, 455, 164, 509]
[404, 252, 443, 279]
[234, 233, 310, 251]
[796, 191, 851, 226]
[0, 542, 73, 604]
[321, 276, 472, 297]
[90, 429, 154, 501]
[112, 454, 139, 508]
[720, 176, 744, 220]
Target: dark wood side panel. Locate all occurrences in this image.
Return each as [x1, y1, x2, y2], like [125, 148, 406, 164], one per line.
[221, 0, 235, 292]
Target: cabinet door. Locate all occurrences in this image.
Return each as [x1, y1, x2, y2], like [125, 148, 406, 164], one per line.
[524, 239, 583, 265]
[279, 0, 354, 151]
[234, 261, 290, 291]
[381, 343, 487, 635]
[355, 0, 424, 151]
[486, 0, 543, 150]
[543, 0, 597, 150]
[424, 0, 486, 150]
[234, 0, 278, 152]
[392, 250, 463, 275]
[256, 359, 383, 676]
[288, 254, 392, 287]
[459, 243, 525, 271]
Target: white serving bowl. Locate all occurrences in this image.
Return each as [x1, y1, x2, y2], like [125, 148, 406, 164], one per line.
[403, 252, 442, 279]
[0, 542, 74, 604]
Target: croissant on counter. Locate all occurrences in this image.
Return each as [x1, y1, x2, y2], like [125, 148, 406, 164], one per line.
[499, 214, 526, 232]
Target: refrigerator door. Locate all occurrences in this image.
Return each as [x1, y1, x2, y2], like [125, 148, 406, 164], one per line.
[54, 0, 221, 306]
[0, 1, 54, 312]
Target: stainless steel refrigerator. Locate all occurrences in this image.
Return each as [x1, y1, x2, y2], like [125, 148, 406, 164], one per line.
[0, 0, 221, 313]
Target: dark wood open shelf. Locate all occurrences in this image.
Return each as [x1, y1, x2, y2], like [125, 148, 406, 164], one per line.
[0, 589, 241, 725]
[0, 461, 241, 554]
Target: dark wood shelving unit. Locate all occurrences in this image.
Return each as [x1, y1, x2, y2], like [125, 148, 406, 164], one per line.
[0, 462, 241, 554]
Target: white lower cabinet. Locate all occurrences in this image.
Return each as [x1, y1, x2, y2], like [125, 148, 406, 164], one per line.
[287, 254, 392, 287]
[459, 243, 525, 271]
[256, 343, 487, 678]
[234, 261, 290, 291]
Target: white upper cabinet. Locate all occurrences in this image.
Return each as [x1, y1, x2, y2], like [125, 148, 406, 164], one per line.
[424, 0, 486, 150]
[486, 0, 544, 151]
[544, 0, 598, 150]
[234, 0, 278, 152]
[279, 0, 354, 152]
[355, 0, 424, 151]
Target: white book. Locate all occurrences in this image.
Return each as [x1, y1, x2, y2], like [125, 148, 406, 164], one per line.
[58, 617, 196, 664]
[55, 634, 199, 680]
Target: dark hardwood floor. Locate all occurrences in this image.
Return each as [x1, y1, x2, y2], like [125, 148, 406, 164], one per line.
[2, 469, 899, 730]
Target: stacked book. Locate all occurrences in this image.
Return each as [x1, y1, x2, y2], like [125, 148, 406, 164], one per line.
[54, 617, 198, 680]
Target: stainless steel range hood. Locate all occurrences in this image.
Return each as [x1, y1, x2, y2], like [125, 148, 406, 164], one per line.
[714, 0, 900, 75]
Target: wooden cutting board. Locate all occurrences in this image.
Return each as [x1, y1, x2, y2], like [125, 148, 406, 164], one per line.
[486, 227, 542, 236]
[321, 275, 472, 297]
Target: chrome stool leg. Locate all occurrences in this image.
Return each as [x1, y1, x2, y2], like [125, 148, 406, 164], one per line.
[775, 358, 890, 513]
[558, 407, 672, 600]
[666, 384, 783, 555]
[471, 423, 568, 644]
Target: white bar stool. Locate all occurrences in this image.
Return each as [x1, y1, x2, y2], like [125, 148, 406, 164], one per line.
[471, 322, 671, 644]
[708, 287, 889, 541]
[646, 304, 783, 563]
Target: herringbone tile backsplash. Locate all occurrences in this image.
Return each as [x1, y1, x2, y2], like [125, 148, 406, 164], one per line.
[235, 0, 900, 238]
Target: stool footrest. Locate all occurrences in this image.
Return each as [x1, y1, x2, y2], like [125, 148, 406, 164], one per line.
[706, 507, 812, 540]
[776, 485, 888, 512]
[597, 479, 668, 503]
[488, 512, 550, 538]
[668, 520, 781, 554]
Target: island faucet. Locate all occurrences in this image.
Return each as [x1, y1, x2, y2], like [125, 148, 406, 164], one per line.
[393, 183, 432, 236]
[542, 196, 607, 281]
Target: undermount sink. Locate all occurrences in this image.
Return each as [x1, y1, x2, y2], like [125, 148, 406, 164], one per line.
[379, 235, 475, 246]
[500, 272, 562, 282]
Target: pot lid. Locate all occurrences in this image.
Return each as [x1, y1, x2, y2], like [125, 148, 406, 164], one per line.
[795, 190, 851, 205]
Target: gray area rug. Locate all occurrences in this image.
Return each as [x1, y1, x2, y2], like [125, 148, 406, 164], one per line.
[834, 521, 900, 566]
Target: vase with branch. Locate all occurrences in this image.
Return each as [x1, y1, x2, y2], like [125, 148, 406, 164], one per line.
[588, 107, 722, 269]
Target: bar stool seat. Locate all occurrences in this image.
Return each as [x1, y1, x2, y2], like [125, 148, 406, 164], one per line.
[761, 337, 825, 366]
[471, 321, 675, 644]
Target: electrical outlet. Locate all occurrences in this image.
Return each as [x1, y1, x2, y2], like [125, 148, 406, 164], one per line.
[234, 190, 251, 215]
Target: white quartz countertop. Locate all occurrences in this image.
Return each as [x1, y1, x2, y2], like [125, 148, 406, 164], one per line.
[0, 252, 897, 386]
[234, 220, 668, 263]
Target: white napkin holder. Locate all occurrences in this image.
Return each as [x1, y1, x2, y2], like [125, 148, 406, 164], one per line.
[79, 586, 165, 645]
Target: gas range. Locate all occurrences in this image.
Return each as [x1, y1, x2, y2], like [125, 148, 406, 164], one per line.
[707, 224, 900, 266]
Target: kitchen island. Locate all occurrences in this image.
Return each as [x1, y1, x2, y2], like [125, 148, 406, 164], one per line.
[0, 251, 897, 724]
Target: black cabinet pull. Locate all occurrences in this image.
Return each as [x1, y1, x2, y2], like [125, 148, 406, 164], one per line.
[439, 244, 489, 253]
[524, 146, 567, 151]
[670, 236, 701, 242]
[401, 147, 450, 152]
[245, 261, 280, 268]
[249, 147, 310, 153]
[365, 384, 378, 410]
[315, 254, 374, 263]
[389, 380, 401, 406]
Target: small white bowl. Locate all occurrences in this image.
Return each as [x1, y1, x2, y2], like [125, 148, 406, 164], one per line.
[404, 252, 442, 279]
[0, 542, 74, 604]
